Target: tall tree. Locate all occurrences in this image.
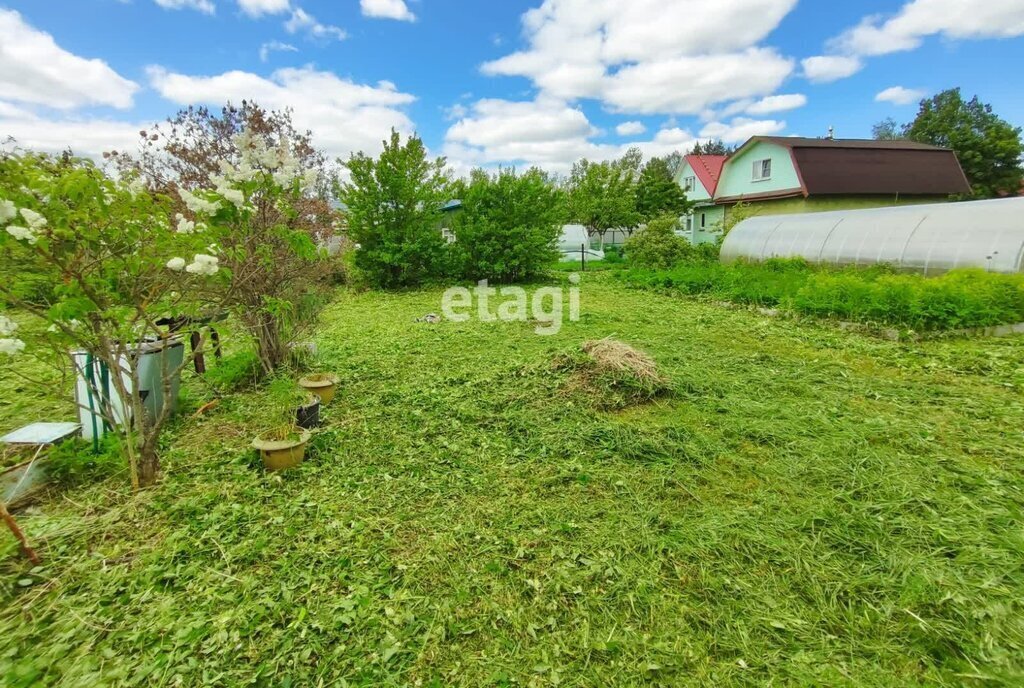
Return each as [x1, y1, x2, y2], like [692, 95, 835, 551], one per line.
[872, 117, 902, 141]
[689, 139, 734, 156]
[904, 88, 1023, 198]
[339, 129, 450, 288]
[565, 149, 642, 244]
[635, 156, 691, 223]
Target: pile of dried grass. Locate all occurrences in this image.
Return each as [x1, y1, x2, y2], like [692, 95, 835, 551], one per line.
[556, 338, 670, 409]
[581, 339, 665, 386]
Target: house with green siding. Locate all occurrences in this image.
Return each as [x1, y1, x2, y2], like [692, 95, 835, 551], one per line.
[711, 137, 971, 225]
[674, 154, 727, 245]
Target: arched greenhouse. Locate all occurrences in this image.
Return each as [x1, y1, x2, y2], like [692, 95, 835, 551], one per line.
[720, 197, 1024, 275]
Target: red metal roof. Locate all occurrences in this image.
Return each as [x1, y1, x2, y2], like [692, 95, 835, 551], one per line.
[683, 154, 728, 196]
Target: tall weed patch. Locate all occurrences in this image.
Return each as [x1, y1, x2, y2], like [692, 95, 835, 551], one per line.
[623, 261, 1024, 330]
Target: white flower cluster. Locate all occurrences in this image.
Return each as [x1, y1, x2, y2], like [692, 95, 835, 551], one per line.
[175, 213, 195, 234]
[166, 253, 219, 275]
[1, 204, 46, 245]
[0, 315, 25, 357]
[178, 188, 221, 216]
[232, 130, 315, 189]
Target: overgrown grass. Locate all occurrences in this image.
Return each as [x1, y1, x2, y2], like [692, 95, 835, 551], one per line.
[622, 259, 1024, 330]
[3, 277, 1024, 685]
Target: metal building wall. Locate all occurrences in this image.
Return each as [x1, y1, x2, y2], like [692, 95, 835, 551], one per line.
[720, 197, 1024, 274]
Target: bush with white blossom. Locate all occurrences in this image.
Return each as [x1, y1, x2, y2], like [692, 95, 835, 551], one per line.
[0, 151, 220, 488]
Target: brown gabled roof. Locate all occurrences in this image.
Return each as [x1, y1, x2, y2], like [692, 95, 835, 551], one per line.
[716, 136, 972, 202]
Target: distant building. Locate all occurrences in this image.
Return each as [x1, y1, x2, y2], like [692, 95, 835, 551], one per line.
[674, 154, 727, 245]
[676, 136, 972, 243]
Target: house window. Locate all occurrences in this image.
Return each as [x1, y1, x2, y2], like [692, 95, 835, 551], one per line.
[441, 227, 456, 244]
[682, 176, 696, 192]
[700, 213, 706, 229]
[685, 215, 693, 233]
[752, 158, 772, 181]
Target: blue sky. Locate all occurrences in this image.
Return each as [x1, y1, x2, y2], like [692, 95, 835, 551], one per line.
[1, 0, 1023, 174]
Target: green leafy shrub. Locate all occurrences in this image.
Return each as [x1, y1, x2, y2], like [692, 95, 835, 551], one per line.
[338, 130, 451, 289]
[449, 168, 563, 283]
[623, 214, 691, 269]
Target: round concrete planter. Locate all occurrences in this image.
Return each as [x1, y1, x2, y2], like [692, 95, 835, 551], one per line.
[298, 374, 338, 405]
[252, 428, 311, 472]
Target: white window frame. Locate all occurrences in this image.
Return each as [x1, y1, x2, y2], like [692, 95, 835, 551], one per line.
[682, 175, 696, 192]
[752, 158, 772, 181]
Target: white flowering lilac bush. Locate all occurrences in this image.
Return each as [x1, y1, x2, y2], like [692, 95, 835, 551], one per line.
[169, 128, 326, 373]
[0, 151, 217, 488]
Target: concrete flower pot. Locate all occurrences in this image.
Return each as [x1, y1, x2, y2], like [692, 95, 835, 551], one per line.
[252, 428, 311, 472]
[298, 374, 338, 405]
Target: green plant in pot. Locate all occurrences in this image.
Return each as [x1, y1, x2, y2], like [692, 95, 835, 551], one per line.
[252, 377, 314, 471]
[298, 372, 339, 404]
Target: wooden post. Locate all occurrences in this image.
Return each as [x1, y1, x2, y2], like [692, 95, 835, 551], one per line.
[1, 500, 40, 565]
[581, 243, 586, 272]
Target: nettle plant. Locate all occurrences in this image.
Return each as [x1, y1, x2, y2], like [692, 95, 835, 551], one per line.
[0, 151, 218, 488]
[171, 129, 325, 374]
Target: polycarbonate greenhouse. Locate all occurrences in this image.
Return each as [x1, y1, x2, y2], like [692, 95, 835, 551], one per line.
[720, 197, 1024, 275]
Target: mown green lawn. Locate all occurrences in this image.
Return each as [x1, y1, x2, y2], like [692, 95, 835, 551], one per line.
[2, 275, 1024, 686]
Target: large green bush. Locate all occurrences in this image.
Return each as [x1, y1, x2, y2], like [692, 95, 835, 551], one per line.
[338, 130, 451, 288]
[449, 168, 563, 283]
[623, 214, 691, 269]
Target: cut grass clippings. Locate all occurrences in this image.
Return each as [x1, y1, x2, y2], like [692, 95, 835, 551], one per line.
[2, 275, 1024, 686]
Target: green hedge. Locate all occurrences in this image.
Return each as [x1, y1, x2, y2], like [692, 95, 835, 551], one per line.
[620, 259, 1024, 331]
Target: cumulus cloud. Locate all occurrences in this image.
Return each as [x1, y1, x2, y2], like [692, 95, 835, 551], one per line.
[743, 93, 807, 115]
[155, 0, 215, 13]
[237, 0, 291, 16]
[802, 1, 1024, 86]
[0, 106, 151, 160]
[616, 121, 646, 136]
[830, 0, 1024, 57]
[699, 117, 785, 143]
[800, 55, 863, 83]
[875, 86, 926, 105]
[443, 97, 699, 175]
[482, 0, 798, 114]
[259, 40, 298, 62]
[0, 9, 139, 109]
[360, 0, 416, 22]
[284, 8, 346, 41]
[147, 65, 415, 160]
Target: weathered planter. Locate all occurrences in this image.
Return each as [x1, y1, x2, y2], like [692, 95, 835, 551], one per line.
[252, 429, 311, 472]
[295, 393, 321, 430]
[298, 374, 338, 405]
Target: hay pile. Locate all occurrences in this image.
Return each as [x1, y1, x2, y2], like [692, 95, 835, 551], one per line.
[557, 338, 671, 409]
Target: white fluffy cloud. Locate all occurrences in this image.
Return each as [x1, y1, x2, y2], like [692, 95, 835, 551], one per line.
[284, 8, 346, 41]
[0, 106, 149, 159]
[154, 0, 215, 14]
[743, 93, 807, 115]
[259, 40, 298, 62]
[443, 97, 699, 175]
[0, 9, 139, 109]
[615, 121, 646, 136]
[482, 0, 798, 114]
[148, 65, 415, 160]
[830, 0, 1024, 57]
[700, 117, 785, 143]
[800, 55, 863, 83]
[237, 0, 291, 17]
[875, 86, 926, 105]
[360, 0, 416, 22]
